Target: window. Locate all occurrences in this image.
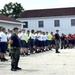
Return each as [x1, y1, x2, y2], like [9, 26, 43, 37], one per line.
[38, 21, 44, 28]
[54, 20, 60, 27]
[23, 22, 28, 28]
[71, 19, 75, 26]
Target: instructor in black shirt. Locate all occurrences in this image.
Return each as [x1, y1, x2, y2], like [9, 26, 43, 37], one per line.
[55, 30, 60, 53]
[9, 27, 22, 71]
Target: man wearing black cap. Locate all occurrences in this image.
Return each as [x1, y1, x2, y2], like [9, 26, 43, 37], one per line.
[55, 30, 60, 53]
[9, 27, 22, 71]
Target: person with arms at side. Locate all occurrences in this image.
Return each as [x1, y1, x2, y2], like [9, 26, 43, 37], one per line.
[0, 27, 8, 61]
[55, 30, 60, 53]
[9, 27, 22, 71]
[60, 33, 66, 49]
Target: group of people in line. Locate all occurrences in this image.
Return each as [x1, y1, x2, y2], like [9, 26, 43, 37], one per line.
[0, 27, 75, 71]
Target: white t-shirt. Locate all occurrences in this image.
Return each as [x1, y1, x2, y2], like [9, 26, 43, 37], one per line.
[7, 33, 11, 39]
[29, 33, 34, 39]
[19, 32, 26, 40]
[43, 35, 47, 41]
[0, 32, 7, 42]
[34, 34, 37, 40]
[46, 34, 48, 40]
[18, 33, 21, 38]
[38, 34, 43, 41]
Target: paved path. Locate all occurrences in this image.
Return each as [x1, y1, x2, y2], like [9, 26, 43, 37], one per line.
[0, 49, 75, 75]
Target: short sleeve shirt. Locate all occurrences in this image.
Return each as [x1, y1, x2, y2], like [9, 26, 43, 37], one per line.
[0, 32, 7, 42]
[55, 33, 60, 40]
[10, 33, 21, 47]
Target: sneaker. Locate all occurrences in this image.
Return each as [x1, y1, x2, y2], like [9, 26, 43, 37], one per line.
[1, 58, 8, 62]
[25, 53, 30, 56]
[3, 58, 8, 61]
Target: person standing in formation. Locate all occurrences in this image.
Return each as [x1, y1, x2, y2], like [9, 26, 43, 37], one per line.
[19, 29, 26, 56]
[0, 28, 8, 61]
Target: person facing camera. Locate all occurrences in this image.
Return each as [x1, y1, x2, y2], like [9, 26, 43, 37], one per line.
[9, 27, 22, 71]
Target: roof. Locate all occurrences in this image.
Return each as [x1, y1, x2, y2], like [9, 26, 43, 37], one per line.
[0, 14, 21, 23]
[19, 7, 75, 18]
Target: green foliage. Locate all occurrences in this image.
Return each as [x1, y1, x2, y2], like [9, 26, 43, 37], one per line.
[0, 2, 24, 19]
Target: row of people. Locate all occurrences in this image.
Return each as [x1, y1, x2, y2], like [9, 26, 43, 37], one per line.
[1, 27, 75, 71]
[8, 29, 55, 56]
[8, 29, 75, 55]
[1, 28, 75, 61]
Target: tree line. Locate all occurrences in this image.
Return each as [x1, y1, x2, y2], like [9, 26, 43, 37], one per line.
[0, 2, 24, 19]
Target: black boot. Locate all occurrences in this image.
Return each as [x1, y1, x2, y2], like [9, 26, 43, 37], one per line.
[16, 67, 22, 70]
[11, 66, 17, 71]
[56, 49, 60, 53]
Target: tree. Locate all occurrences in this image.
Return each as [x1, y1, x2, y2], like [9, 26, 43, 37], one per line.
[0, 2, 24, 19]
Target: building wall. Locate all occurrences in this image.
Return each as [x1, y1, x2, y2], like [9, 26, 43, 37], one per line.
[0, 22, 21, 31]
[18, 15, 75, 35]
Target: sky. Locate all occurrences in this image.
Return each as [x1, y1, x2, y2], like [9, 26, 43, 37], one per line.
[0, 0, 75, 10]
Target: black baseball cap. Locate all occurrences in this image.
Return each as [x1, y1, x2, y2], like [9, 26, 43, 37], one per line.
[56, 30, 59, 32]
[13, 27, 18, 30]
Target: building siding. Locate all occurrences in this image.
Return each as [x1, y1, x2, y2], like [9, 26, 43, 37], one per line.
[18, 15, 75, 35]
[0, 22, 21, 31]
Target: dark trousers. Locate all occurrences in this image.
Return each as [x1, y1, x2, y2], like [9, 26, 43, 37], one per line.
[61, 40, 65, 49]
[11, 48, 20, 69]
[55, 40, 60, 52]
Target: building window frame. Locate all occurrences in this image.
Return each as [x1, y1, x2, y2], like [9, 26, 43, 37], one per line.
[71, 19, 75, 26]
[23, 21, 28, 28]
[38, 21, 44, 28]
[54, 20, 60, 27]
